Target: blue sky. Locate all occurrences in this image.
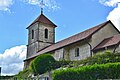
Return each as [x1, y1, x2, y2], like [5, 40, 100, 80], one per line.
[0, 0, 120, 75]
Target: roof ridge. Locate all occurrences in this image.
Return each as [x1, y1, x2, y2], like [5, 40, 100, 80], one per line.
[55, 20, 110, 44]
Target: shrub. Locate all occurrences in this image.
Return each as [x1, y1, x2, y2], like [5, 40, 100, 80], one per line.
[69, 52, 120, 67]
[53, 62, 120, 80]
[53, 60, 72, 69]
[30, 54, 56, 75]
[0, 76, 13, 79]
[14, 68, 31, 79]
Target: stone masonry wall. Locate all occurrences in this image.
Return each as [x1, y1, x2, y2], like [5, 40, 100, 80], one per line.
[90, 23, 119, 49]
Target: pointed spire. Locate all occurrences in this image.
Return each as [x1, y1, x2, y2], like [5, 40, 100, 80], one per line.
[41, 7, 43, 14]
[40, 0, 45, 14]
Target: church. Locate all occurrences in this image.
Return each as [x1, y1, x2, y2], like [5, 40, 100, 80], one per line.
[24, 11, 120, 68]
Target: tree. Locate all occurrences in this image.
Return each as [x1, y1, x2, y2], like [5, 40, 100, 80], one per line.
[30, 54, 56, 75]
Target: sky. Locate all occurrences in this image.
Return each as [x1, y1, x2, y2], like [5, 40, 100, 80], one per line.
[0, 0, 120, 75]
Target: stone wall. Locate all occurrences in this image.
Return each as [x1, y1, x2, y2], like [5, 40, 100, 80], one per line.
[93, 44, 120, 54]
[90, 23, 119, 48]
[115, 44, 120, 52]
[27, 22, 55, 58]
[27, 23, 39, 58]
[52, 23, 119, 61]
[68, 42, 90, 61]
[54, 48, 64, 60]
[52, 41, 91, 61]
[38, 23, 55, 44]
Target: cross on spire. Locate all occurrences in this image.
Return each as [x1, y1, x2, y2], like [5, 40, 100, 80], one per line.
[40, 0, 45, 14]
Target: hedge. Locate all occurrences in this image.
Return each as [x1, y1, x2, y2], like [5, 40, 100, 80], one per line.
[53, 62, 120, 80]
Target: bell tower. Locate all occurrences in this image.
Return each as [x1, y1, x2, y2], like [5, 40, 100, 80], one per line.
[26, 3, 57, 58]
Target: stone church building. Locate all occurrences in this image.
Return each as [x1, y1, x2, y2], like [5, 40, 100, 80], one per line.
[24, 12, 120, 68]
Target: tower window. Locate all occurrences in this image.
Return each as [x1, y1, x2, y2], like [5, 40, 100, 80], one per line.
[45, 28, 48, 39]
[75, 48, 79, 57]
[32, 30, 34, 39]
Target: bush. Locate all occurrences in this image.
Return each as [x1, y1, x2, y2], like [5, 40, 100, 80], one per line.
[15, 54, 71, 79]
[0, 76, 13, 79]
[53, 62, 120, 80]
[14, 68, 31, 79]
[53, 60, 72, 69]
[30, 54, 56, 75]
[69, 52, 120, 67]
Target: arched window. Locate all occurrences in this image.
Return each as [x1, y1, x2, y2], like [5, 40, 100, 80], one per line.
[32, 30, 34, 39]
[75, 48, 79, 57]
[45, 28, 48, 39]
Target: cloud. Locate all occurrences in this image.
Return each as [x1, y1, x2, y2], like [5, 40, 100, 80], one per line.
[0, 45, 27, 75]
[99, 0, 120, 30]
[0, 0, 59, 12]
[23, 0, 60, 11]
[23, 0, 40, 5]
[0, 0, 13, 12]
[107, 3, 120, 30]
[99, 0, 120, 7]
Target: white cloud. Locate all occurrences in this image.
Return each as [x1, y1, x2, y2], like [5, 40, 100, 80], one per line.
[99, 0, 120, 7]
[99, 0, 120, 31]
[24, 0, 40, 5]
[24, 0, 60, 11]
[0, 45, 27, 75]
[0, 0, 13, 11]
[0, 0, 59, 12]
[43, 0, 60, 11]
[107, 3, 120, 30]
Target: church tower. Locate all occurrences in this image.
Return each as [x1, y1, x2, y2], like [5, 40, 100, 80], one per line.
[26, 12, 57, 58]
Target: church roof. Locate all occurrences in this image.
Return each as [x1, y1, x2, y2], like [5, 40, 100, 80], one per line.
[93, 34, 120, 51]
[27, 13, 57, 29]
[25, 20, 119, 61]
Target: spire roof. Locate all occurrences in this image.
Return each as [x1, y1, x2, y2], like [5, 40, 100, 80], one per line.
[27, 13, 57, 29]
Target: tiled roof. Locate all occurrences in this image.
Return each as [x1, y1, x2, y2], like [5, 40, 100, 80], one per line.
[25, 20, 113, 61]
[93, 34, 120, 50]
[27, 13, 57, 29]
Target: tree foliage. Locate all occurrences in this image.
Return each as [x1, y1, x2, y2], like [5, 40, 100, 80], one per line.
[30, 54, 56, 75]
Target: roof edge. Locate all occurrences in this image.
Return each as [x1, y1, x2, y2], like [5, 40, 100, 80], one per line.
[26, 14, 57, 29]
[93, 34, 120, 51]
[109, 20, 120, 33]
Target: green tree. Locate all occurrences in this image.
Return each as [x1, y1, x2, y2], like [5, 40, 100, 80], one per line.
[30, 54, 56, 75]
